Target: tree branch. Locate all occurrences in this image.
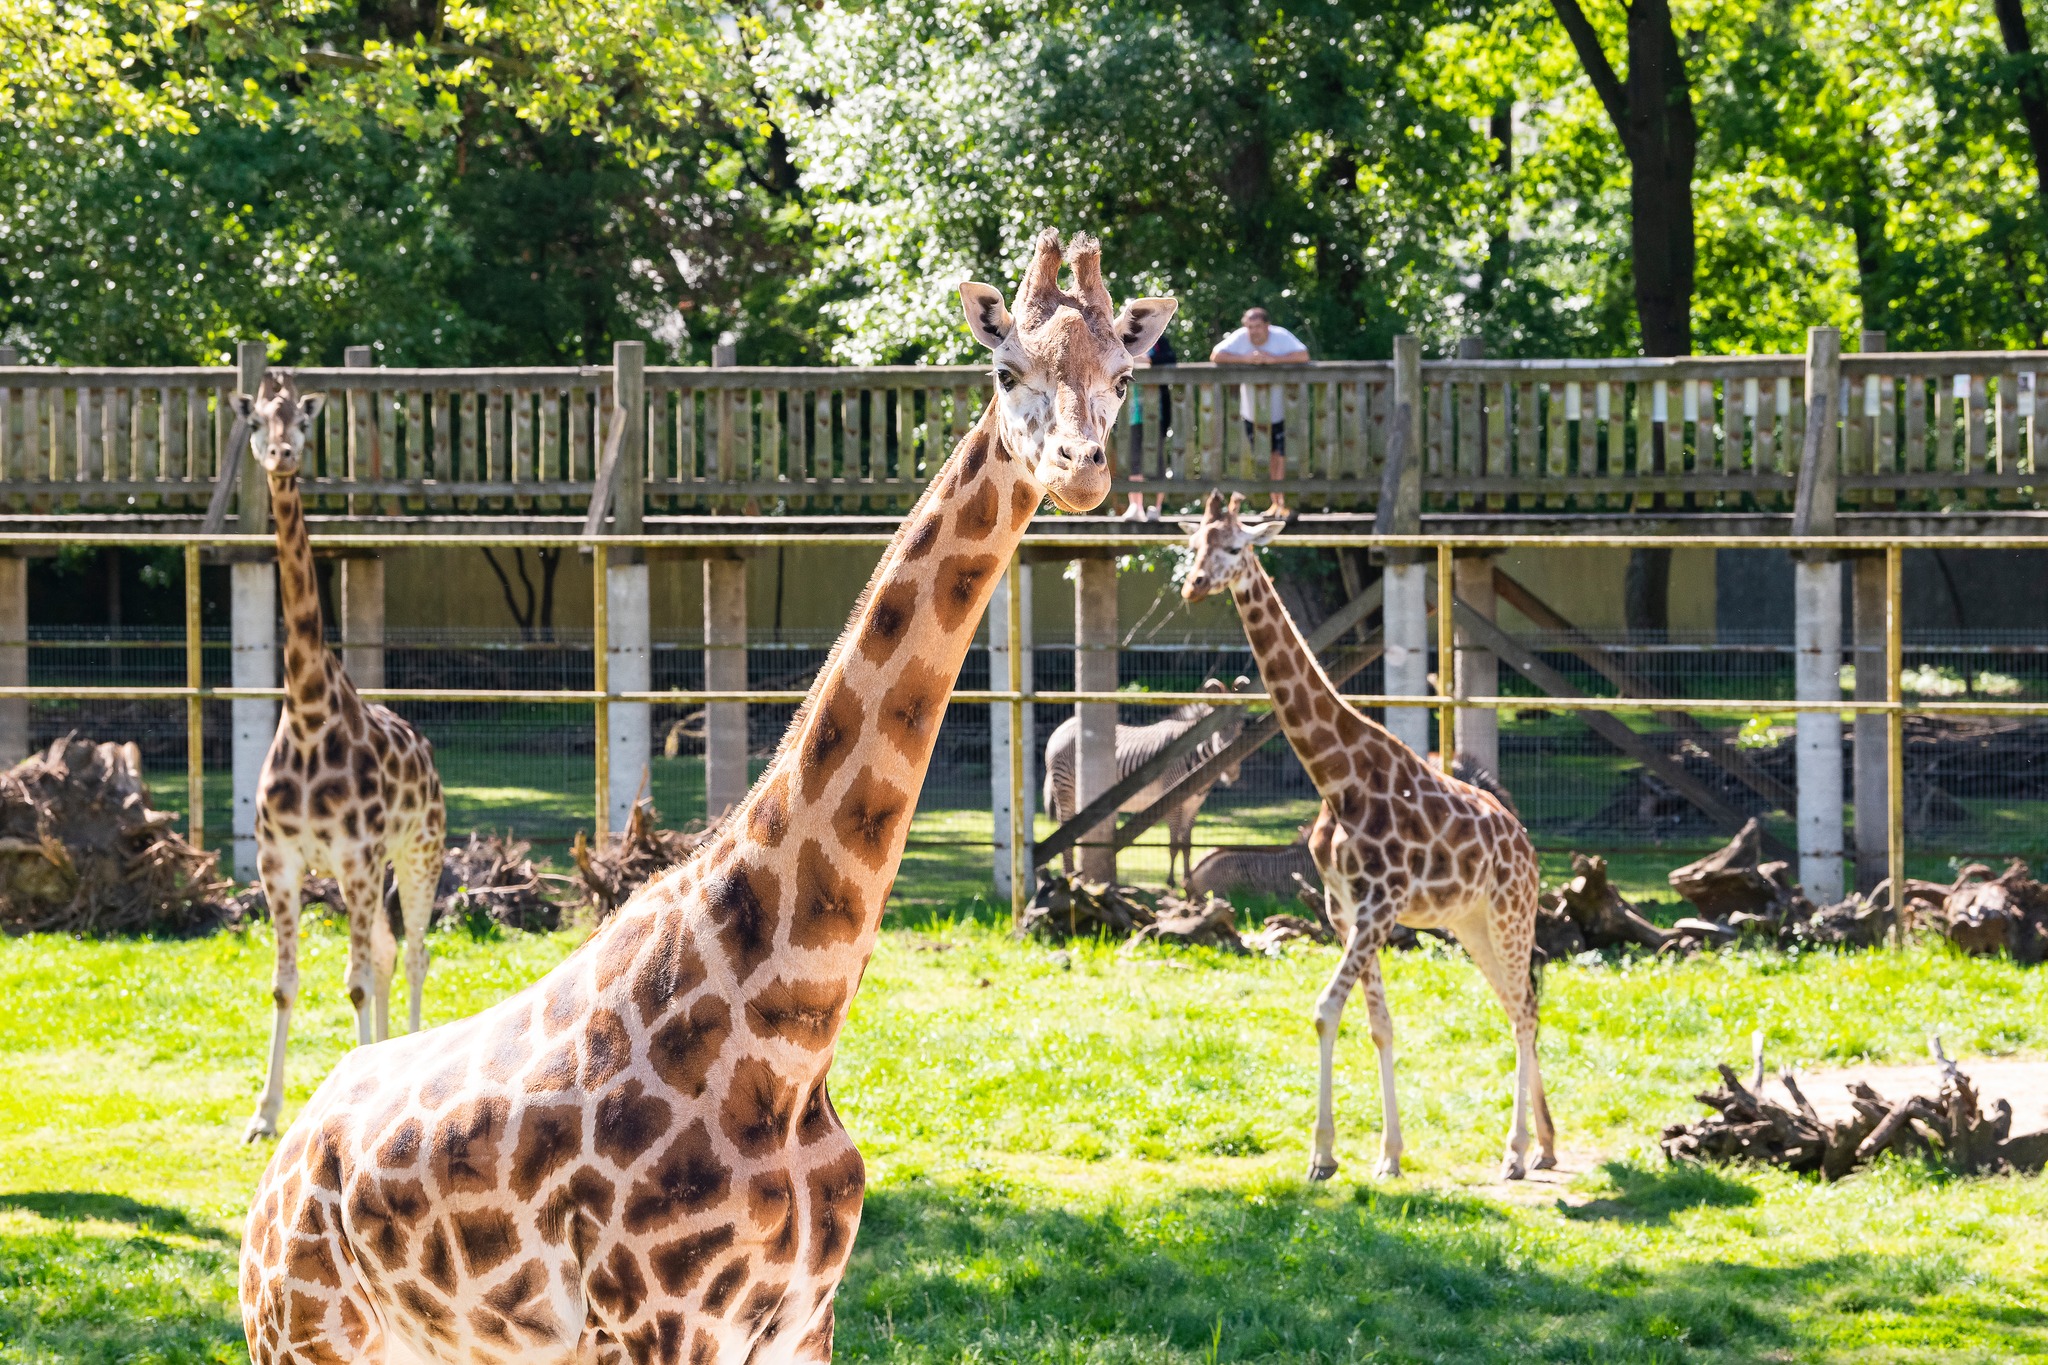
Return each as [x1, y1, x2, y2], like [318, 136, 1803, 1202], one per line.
[1549, 0, 1629, 135]
[1993, 0, 2048, 211]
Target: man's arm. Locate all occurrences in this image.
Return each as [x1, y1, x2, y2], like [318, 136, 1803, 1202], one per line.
[1264, 346, 1309, 364]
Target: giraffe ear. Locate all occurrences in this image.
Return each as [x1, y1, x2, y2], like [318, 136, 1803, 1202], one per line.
[1245, 519, 1286, 546]
[959, 283, 1014, 350]
[231, 393, 256, 421]
[1112, 297, 1177, 357]
[298, 393, 325, 425]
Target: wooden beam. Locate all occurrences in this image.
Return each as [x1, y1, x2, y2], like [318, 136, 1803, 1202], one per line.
[1040, 577, 1387, 868]
[1491, 566, 1797, 811]
[1448, 595, 1795, 858]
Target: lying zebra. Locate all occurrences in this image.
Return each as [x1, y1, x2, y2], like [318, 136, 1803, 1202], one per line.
[1043, 677, 1249, 885]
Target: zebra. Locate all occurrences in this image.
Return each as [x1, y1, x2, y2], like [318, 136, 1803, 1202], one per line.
[1042, 677, 1249, 885]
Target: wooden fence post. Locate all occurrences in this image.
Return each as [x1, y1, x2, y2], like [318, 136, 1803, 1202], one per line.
[1853, 329, 1890, 892]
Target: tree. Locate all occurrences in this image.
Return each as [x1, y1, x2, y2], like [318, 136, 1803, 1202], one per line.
[1547, 0, 1699, 635]
[764, 0, 1490, 363]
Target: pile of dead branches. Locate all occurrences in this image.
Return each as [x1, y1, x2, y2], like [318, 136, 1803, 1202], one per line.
[1020, 873, 1249, 951]
[0, 735, 231, 936]
[1662, 1035, 2048, 1179]
[572, 799, 714, 921]
[395, 833, 569, 933]
[1925, 860, 2048, 963]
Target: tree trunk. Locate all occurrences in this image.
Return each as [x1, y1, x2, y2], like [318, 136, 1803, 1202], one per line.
[1994, 0, 2048, 213]
[1551, 0, 1697, 635]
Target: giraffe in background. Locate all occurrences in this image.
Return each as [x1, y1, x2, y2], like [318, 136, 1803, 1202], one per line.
[234, 372, 448, 1142]
[239, 231, 1175, 1363]
[1181, 491, 1555, 1182]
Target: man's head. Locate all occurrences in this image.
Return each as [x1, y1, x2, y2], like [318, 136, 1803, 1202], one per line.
[959, 230, 1176, 512]
[231, 372, 324, 479]
[1180, 489, 1283, 602]
[1241, 307, 1271, 348]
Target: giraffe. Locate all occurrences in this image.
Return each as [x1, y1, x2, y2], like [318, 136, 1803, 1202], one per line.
[233, 372, 450, 1144]
[1180, 491, 1556, 1182]
[239, 230, 1175, 1365]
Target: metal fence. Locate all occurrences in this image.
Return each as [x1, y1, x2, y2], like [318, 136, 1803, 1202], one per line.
[4, 337, 2046, 515]
[7, 530, 2048, 934]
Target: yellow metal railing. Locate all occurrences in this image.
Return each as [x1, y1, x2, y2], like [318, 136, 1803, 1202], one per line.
[3, 528, 2041, 944]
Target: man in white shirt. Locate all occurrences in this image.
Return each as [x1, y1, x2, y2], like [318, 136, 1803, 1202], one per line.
[1209, 307, 1309, 516]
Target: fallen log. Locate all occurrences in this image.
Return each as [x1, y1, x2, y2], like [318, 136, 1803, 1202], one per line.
[1546, 853, 1671, 951]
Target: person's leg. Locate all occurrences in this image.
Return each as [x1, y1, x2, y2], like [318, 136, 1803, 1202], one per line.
[1124, 424, 1147, 518]
[1267, 421, 1289, 517]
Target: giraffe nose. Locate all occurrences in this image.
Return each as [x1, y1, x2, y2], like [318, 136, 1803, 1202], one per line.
[1060, 440, 1105, 468]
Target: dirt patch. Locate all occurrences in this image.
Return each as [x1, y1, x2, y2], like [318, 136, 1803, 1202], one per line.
[1762, 1058, 2048, 1132]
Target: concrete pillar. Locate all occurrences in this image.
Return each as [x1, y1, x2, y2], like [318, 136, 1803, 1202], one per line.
[1795, 558, 1845, 903]
[990, 564, 1020, 900]
[0, 555, 26, 763]
[703, 555, 749, 822]
[1453, 555, 1498, 773]
[607, 560, 651, 831]
[339, 557, 385, 690]
[1852, 553, 1888, 893]
[1383, 562, 1430, 756]
[232, 340, 273, 881]
[1074, 554, 1118, 885]
[231, 561, 277, 880]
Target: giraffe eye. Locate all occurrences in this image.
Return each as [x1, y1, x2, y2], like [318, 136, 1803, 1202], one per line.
[996, 368, 1018, 393]
[1115, 375, 1131, 399]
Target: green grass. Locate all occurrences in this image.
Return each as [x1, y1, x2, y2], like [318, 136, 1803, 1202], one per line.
[4, 908, 2048, 1363]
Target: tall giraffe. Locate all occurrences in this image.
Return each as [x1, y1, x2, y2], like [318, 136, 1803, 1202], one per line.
[1180, 492, 1555, 1181]
[234, 372, 449, 1143]
[239, 231, 1175, 1365]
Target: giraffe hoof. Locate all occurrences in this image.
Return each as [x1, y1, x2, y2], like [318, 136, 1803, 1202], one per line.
[1374, 1156, 1402, 1179]
[1534, 1151, 1559, 1171]
[1306, 1157, 1339, 1182]
[243, 1114, 279, 1144]
[1499, 1156, 1527, 1182]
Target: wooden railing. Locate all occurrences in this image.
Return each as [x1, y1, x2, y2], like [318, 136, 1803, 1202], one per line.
[0, 344, 2041, 517]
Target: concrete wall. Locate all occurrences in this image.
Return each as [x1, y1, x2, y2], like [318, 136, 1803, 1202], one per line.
[1495, 547, 1718, 636]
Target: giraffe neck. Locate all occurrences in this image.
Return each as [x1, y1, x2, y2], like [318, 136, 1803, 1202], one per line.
[269, 472, 350, 728]
[1230, 552, 1406, 796]
[624, 404, 1043, 1076]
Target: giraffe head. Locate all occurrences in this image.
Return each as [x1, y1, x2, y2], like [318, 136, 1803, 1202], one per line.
[1179, 490, 1283, 602]
[959, 229, 1176, 513]
[231, 372, 325, 478]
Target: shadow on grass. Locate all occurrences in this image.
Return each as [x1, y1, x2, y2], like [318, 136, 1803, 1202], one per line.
[835, 1173, 2042, 1363]
[0, 1193, 243, 1365]
[1561, 1160, 1762, 1225]
[0, 1190, 233, 1242]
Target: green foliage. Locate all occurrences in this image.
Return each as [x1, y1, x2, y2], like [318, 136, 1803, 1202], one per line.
[2, 0, 2045, 364]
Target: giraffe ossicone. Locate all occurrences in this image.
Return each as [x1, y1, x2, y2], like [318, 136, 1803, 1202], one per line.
[1182, 489, 1557, 1182]
[235, 371, 449, 1144]
[240, 230, 1174, 1365]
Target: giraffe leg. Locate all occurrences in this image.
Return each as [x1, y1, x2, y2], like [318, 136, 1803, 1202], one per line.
[1167, 800, 1194, 887]
[1356, 947, 1403, 1178]
[336, 855, 387, 1047]
[245, 851, 305, 1142]
[391, 834, 440, 1034]
[1309, 903, 1385, 1181]
[1453, 905, 1551, 1179]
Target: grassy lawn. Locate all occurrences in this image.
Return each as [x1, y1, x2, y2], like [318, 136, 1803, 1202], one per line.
[4, 900, 2048, 1363]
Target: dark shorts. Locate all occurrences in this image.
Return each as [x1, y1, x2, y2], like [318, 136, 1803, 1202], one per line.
[1243, 420, 1287, 456]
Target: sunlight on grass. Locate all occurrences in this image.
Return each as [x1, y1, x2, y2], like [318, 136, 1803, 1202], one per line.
[4, 915, 2048, 1362]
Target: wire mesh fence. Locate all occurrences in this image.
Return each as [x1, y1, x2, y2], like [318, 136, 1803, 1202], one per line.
[24, 615, 2048, 900]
